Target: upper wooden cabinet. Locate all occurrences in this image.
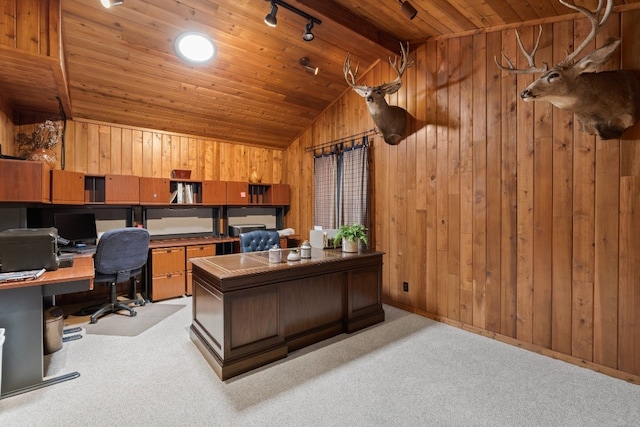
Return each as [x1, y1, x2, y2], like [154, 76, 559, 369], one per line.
[226, 181, 289, 206]
[84, 174, 140, 204]
[202, 180, 227, 205]
[269, 184, 290, 205]
[139, 177, 170, 205]
[226, 181, 249, 205]
[51, 169, 84, 205]
[0, 159, 51, 203]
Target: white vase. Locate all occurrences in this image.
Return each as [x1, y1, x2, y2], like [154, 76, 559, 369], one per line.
[342, 238, 359, 253]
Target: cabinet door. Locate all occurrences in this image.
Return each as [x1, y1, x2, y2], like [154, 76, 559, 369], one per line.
[226, 181, 249, 205]
[185, 244, 216, 295]
[202, 180, 227, 205]
[0, 159, 49, 202]
[51, 169, 84, 204]
[106, 174, 139, 204]
[139, 177, 170, 204]
[269, 184, 290, 205]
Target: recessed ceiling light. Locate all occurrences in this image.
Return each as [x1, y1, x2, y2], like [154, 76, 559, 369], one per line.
[174, 32, 216, 64]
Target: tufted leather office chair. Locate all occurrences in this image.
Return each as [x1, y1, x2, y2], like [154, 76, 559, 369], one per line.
[89, 227, 150, 324]
[239, 230, 280, 252]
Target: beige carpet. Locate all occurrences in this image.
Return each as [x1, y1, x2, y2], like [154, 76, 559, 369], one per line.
[82, 303, 186, 336]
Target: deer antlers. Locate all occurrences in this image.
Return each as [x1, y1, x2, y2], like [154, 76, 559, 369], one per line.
[344, 42, 413, 92]
[495, 0, 613, 73]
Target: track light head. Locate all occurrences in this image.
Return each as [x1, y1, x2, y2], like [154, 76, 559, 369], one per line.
[300, 57, 319, 75]
[264, 2, 278, 27]
[264, 0, 321, 40]
[302, 20, 314, 42]
[399, 1, 417, 20]
[100, 0, 123, 8]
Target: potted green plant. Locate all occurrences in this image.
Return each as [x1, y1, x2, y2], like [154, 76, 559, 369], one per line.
[334, 223, 368, 253]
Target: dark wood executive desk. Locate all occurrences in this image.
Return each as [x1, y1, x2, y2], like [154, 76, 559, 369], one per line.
[0, 256, 94, 399]
[189, 248, 384, 380]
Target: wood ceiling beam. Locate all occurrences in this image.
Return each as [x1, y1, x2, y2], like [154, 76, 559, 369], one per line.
[293, 0, 403, 53]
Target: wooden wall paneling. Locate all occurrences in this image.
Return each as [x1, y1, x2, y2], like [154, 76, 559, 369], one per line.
[395, 59, 409, 305]
[485, 30, 502, 333]
[404, 46, 419, 308]
[458, 35, 474, 325]
[570, 16, 596, 363]
[414, 43, 428, 313]
[515, 26, 535, 344]
[618, 176, 640, 375]
[620, 9, 640, 176]
[498, 28, 518, 338]
[121, 128, 132, 175]
[0, 1, 16, 49]
[385, 58, 403, 302]
[446, 37, 461, 321]
[531, 24, 554, 349]
[592, 13, 621, 370]
[110, 126, 122, 175]
[98, 124, 110, 174]
[550, 20, 574, 356]
[471, 33, 487, 329]
[131, 129, 143, 177]
[16, 0, 40, 54]
[435, 38, 449, 317]
[618, 10, 640, 377]
[161, 133, 171, 178]
[424, 40, 438, 314]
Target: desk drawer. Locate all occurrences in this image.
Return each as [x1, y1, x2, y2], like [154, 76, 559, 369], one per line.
[186, 244, 216, 270]
[151, 247, 185, 275]
[151, 271, 185, 301]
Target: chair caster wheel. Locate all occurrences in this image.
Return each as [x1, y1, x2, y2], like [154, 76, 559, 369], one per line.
[131, 311, 137, 317]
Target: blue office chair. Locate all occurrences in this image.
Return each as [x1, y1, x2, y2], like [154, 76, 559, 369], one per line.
[89, 227, 149, 324]
[239, 230, 280, 252]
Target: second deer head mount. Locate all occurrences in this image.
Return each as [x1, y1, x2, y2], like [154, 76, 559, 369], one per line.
[344, 43, 414, 145]
[495, 0, 640, 140]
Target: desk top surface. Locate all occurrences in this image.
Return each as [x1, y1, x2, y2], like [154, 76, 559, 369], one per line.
[191, 248, 383, 282]
[0, 256, 94, 291]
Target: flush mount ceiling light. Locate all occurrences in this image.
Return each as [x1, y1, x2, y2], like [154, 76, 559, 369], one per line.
[100, 0, 123, 8]
[174, 32, 216, 64]
[398, 0, 418, 20]
[264, 0, 322, 42]
[300, 57, 319, 75]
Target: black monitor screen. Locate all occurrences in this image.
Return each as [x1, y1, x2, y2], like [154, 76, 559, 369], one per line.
[54, 213, 98, 245]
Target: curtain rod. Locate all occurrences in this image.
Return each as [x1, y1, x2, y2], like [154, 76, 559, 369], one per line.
[305, 128, 379, 153]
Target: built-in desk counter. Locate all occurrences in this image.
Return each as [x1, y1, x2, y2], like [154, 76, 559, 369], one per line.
[190, 248, 384, 380]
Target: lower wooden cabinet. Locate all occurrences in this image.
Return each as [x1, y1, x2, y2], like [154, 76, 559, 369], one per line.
[149, 242, 216, 300]
[149, 246, 186, 301]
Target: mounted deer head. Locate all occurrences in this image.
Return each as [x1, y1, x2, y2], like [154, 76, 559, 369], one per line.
[495, 0, 640, 140]
[344, 43, 414, 145]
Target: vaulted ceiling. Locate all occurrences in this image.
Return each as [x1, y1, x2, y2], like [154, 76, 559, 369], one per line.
[9, 0, 640, 149]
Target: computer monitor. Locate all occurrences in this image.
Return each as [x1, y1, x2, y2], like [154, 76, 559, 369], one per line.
[54, 212, 98, 246]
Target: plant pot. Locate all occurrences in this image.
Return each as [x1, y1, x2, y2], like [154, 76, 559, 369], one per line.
[342, 238, 359, 253]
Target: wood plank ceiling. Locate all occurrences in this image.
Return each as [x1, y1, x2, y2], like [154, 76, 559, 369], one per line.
[16, 0, 640, 149]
